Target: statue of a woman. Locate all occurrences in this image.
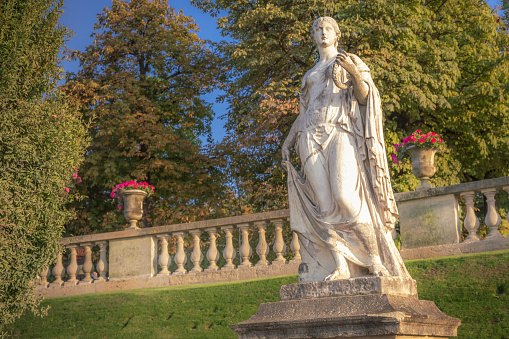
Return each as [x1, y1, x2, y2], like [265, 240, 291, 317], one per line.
[282, 17, 411, 282]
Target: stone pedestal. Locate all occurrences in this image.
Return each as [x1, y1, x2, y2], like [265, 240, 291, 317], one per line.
[109, 235, 157, 279]
[398, 194, 461, 249]
[231, 277, 460, 338]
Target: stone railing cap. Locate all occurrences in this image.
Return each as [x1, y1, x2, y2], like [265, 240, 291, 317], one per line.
[395, 177, 509, 202]
[60, 209, 289, 245]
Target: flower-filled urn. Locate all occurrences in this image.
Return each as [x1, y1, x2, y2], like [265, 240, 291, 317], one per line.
[120, 189, 147, 229]
[405, 146, 437, 190]
[393, 130, 446, 191]
[111, 180, 155, 229]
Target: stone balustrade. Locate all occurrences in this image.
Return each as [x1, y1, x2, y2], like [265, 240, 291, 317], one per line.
[36, 177, 509, 297]
[395, 176, 509, 259]
[37, 210, 301, 296]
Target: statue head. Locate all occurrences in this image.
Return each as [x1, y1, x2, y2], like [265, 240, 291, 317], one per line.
[311, 16, 341, 48]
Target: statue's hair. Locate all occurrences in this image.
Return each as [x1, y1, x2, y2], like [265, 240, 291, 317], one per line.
[311, 16, 341, 48]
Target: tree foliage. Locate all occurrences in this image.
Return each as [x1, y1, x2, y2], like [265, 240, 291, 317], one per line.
[64, 0, 228, 235]
[0, 0, 87, 330]
[194, 0, 509, 211]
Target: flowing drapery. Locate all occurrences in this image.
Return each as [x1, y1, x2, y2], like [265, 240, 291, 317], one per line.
[283, 54, 410, 282]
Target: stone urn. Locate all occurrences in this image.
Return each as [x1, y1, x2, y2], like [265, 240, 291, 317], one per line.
[405, 145, 437, 190]
[120, 189, 147, 229]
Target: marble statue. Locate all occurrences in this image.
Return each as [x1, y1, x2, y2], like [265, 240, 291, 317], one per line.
[282, 17, 411, 283]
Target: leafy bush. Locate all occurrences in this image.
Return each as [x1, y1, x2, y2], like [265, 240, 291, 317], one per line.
[0, 0, 88, 331]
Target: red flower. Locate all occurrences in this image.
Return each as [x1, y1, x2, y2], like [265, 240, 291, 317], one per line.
[418, 139, 425, 143]
[431, 138, 437, 143]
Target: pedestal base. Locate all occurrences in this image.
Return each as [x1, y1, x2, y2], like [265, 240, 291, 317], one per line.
[231, 277, 460, 338]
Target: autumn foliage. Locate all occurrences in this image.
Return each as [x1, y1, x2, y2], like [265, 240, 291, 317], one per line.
[64, 0, 228, 234]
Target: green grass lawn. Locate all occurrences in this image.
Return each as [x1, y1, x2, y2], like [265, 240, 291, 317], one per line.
[8, 250, 509, 338]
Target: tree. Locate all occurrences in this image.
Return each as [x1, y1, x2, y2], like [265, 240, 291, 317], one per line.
[64, 0, 227, 235]
[502, 0, 509, 26]
[0, 0, 87, 330]
[193, 0, 509, 210]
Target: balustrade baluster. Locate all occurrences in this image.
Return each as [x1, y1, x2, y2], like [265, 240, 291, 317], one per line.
[206, 228, 219, 271]
[272, 219, 287, 264]
[460, 191, 480, 242]
[482, 189, 502, 239]
[221, 226, 236, 269]
[255, 221, 269, 266]
[50, 252, 65, 287]
[189, 230, 203, 273]
[65, 245, 79, 285]
[81, 243, 94, 283]
[157, 234, 171, 275]
[290, 232, 301, 262]
[96, 241, 108, 281]
[504, 186, 509, 223]
[238, 223, 252, 268]
[173, 232, 187, 275]
[39, 267, 50, 287]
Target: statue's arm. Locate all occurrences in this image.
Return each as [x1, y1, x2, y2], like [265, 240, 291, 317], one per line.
[282, 80, 308, 161]
[336, 52, 369, 105]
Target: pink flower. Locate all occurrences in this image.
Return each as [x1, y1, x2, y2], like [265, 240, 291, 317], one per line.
[415, 130, 422, 133]
[63, 187, 70, 194]
[431, 138, 437, 143]
[439, 139, 443, 143]
[117, 204, 122, 210]
[110, 192, 115, 198]
[418, 139, 425, 143]
[77, 177, 82, 183]
[72, 173, 78, 179]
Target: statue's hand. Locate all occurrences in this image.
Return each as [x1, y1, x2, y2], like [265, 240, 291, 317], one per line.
[282, 144, 290, 162]
[336, 51, 357, 76]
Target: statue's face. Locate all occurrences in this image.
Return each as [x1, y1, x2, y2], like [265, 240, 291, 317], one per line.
[312, 21, 337, 48]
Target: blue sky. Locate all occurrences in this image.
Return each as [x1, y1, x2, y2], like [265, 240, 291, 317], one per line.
[59, 0, 503, 143]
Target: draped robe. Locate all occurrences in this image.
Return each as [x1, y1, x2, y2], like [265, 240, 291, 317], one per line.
[283, 54, 411, 282]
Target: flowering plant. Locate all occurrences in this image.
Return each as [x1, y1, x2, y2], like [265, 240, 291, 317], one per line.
[110, 180, 155, 210]
[392, 130, 446, 164]
[63, 167, 82, 195]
